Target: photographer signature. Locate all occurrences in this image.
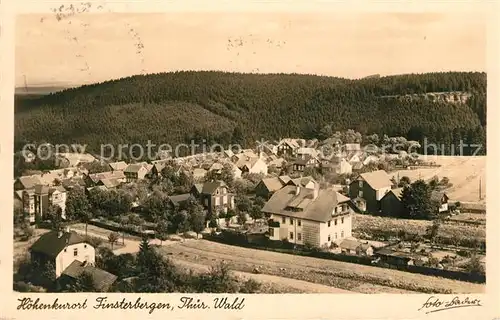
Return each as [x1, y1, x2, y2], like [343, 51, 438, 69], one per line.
[418, 296, 482, 314]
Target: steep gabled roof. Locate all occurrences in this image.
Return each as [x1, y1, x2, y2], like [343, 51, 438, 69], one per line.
[30, 230, 87, 258]
[201, 180, 227, 194]
[108, 161, 128, 171]
[358, 170, 392, 190]
[62, 260, 117, 292]
[259, 177, 285, 192]
[16, 175, 43, 190]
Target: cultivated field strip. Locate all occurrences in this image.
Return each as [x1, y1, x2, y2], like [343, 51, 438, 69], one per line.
[159, 240, 485, 294]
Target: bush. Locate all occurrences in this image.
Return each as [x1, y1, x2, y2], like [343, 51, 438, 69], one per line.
[457, 250, 472, 258]
[239, 278, 261, 293]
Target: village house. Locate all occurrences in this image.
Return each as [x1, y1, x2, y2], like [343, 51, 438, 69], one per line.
[263, 180, 354, 248]
[21, 189, 36, 223]
[14, 175, 43, 190]
[190, 180, 235, 215]
[267, 156, 286, 169]
[259, 142, 278, 156]
[342, 143, 362, 159]
[29, 228, 117, 291]
[235, 153, 268, 175]
[254, 175, 291, 199]
[167, 193, 193, 210]
[292, 155, 319, 172]
[348, 170, 392, 213]
[374, 246, 419, 266]
[320, 156, 352, 175]
[276, 138, 300, 157]
[337, 239, 374, 256]
[380, 187, 404, 217]
[108, 161, 128, 172]
[84, 171, 126, 188]
[380, 188, 450, 216]
[55, 153, 96, 168]
[123, 163, 150, 182]
[432, 191, 449, 212]
[31, 184, 67, 221]
[296, 147, 319, 159]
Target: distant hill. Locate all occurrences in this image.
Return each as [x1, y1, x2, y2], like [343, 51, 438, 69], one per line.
[15, 86, 69, 95]
[14, 71, 486, 155]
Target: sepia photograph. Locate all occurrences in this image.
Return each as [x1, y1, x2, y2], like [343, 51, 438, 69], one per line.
[12, 7, 487, 298]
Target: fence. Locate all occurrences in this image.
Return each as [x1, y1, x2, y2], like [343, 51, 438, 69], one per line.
[203, 232, 485, 284]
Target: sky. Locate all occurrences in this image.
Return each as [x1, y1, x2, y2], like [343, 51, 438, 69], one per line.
[15, 11, 487, 87]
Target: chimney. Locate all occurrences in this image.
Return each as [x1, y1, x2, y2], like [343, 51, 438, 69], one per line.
[296, 185, 301, 195]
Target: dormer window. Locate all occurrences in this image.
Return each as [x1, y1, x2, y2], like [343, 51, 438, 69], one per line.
[359, 180, 363, 188]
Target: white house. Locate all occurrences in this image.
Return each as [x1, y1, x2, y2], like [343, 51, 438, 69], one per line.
[29, 228, 96, 278]
[263, 181, 353, 248]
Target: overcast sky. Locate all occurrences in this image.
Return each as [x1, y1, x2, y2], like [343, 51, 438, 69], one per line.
[15, 12, 486, 87]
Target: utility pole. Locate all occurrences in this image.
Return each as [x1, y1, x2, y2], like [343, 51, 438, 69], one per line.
[479, 177, 482, 200]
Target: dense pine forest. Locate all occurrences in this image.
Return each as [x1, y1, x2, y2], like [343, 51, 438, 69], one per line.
[14, 71, 486, 155]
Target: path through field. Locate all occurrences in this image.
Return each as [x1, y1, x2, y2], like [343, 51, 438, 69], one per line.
[391, 156, 486, 203]
[66, 225, 351, 293]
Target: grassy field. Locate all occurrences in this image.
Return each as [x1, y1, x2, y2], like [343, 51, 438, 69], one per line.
[159, 240, 484, 294]
[391, 155, 486, 203]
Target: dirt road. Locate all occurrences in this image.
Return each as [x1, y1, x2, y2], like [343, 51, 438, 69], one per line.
[67, 226, 351, 293]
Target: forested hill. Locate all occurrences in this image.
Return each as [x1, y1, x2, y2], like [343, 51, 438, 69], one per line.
[15, 71, 486, 155]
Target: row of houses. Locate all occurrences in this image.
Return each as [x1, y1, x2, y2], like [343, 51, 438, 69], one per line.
[252, 169, 449, 249]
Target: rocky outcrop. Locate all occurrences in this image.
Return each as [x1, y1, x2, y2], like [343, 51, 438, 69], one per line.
[380, 91, 472, 104]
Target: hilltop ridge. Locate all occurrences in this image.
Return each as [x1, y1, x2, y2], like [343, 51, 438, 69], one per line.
[14, 71, 486, 154]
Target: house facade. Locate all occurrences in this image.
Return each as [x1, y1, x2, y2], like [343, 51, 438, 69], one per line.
[432, 191, 449, 212]
[380, 188, 404, 217]
[124, 163, 149, 182]
[33, 185, 67, 221]
[348, 170, 392, 213]
[263, 182, 353, 248]
[195, 180, 235, 215]
[277, 139, 299, 157]
[30, 229, 96, 278]
[292, 155, 319, 172]
[22, 189, 36, 222]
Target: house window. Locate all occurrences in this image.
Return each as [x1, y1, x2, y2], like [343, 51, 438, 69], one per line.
[335, 233, 338, 239]
[298, 220, 301, 226]
[359, 191, 363, 198]
[327, 221, 331, 227]
[334, 219, 338, 226]
[73, 248, 78, 256]
[341, 217, 344, 224]
[282, 216, 286, 223]
[341, 231, 344, 238]
[269, 228, 274, 237]
[64, 248, 67, 252]
[289, 232, 294, 240]
[290, 218, 294, 225]
[84, 244, 87, 248]
[328, 235, 331, 241]
[298, 233, 302, 241]
[359, 180, 363, 188]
